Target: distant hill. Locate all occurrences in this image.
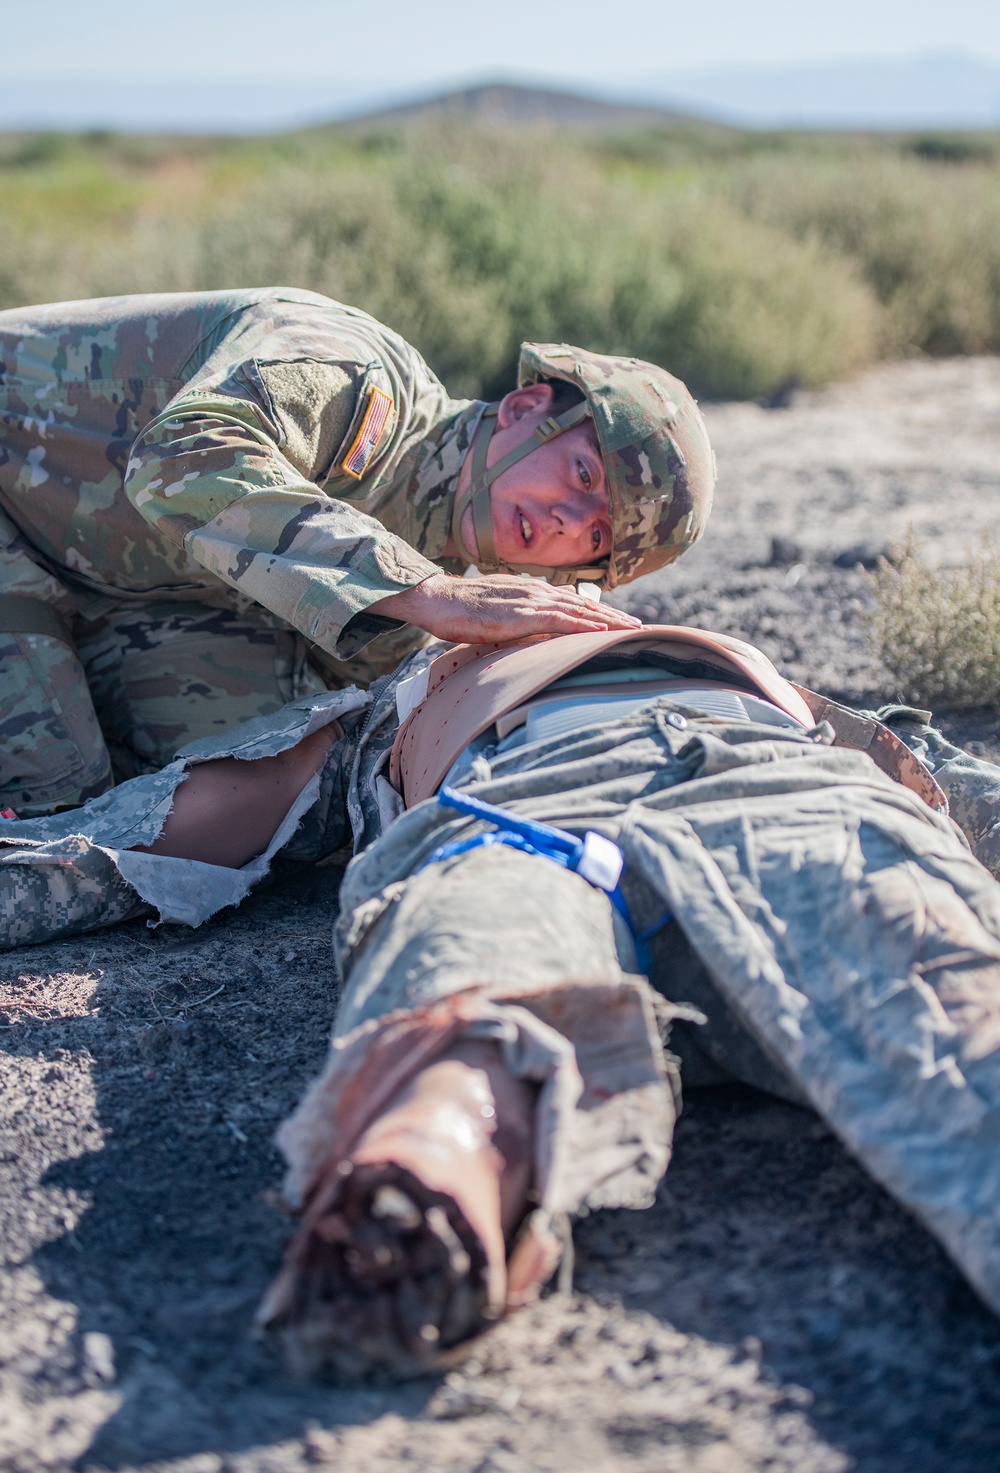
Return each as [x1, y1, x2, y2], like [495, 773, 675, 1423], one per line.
[337, 81, 722, 134]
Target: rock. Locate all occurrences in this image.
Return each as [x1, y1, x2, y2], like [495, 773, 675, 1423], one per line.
[769, 536, 804, 567]
[832, 541, 894, 571]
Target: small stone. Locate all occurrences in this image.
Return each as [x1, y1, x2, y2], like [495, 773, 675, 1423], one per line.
[769, 535, 803, 567]
[81, 1331, 115, 1384]
[832, 541, 892, 571]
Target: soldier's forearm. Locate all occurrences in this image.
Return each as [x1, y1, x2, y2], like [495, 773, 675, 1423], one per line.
[124, 406, 441, 652]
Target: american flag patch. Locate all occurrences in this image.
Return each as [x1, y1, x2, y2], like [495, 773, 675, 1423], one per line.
[341, 385, 394, 480]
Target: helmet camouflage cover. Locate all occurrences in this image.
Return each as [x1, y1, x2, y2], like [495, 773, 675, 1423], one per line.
[519, 342, 716, 589]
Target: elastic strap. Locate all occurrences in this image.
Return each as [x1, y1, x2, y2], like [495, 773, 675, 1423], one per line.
[0, 594, 73, 646]
[451, 405, 499, 565]
[470, 405, 500, 567]
[423, 785, 672, 972]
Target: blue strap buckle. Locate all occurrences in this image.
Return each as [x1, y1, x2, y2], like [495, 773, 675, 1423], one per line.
[423, 786, 671, 972]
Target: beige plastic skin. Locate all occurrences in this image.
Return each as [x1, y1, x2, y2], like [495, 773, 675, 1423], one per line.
[390, 625, 817, 808]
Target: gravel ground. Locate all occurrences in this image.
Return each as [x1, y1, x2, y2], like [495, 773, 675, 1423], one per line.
[3, 356, 1000, 1473]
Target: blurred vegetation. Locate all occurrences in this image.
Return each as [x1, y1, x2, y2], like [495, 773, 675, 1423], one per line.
[870, 542, 1000, 709]
[1, 119, 999, 400]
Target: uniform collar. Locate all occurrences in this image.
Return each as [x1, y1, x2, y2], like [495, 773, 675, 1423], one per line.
[405, 401, 489, 563]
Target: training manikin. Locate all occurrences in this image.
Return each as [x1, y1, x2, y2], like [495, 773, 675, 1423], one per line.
[4, 626, 1000, 1377]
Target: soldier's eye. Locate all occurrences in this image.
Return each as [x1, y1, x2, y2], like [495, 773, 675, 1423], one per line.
[578, 460, 593, 491]
[592, 524, 603, 553]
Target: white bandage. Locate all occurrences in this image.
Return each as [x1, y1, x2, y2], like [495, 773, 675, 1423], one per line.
[394, 664, 430, 723]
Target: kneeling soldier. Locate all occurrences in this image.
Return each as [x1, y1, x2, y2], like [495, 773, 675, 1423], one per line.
[0, 289, 713, 815]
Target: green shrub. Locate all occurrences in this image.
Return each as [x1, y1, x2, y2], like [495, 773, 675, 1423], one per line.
[75, 135, 876, 400]
[724, 152, 1000, 356]
[639, 194, 877, 398]
[905, 134, 998, 165]
[869, 543, 1000, 709]
[0, 123, 998, 401]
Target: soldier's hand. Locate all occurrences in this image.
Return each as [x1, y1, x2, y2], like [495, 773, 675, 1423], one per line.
[369, 573, 643, 644]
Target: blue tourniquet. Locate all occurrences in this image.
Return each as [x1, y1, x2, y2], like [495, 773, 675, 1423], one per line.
[423, 786, 671, 972]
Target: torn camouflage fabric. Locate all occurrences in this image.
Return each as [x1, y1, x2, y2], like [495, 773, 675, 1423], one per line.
[0, 686, 370, 944]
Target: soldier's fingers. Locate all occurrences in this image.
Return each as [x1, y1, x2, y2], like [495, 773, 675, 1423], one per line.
[526, 593, 640, 627]
[592, 607, 643, 628]
[523, 602, 639, 631]
[516, 611, 615, 635]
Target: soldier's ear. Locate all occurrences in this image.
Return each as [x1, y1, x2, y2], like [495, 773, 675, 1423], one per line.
[495, 383, 554, 428]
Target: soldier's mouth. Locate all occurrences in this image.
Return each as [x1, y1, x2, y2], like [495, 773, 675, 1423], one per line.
[517, 509, 533, 548]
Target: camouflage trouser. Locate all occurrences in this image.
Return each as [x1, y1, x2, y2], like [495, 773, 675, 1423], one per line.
[0, 534, 328, 817]
[288, 701, 1000, 1322]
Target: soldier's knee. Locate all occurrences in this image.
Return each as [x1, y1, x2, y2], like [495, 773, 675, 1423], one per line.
[0, 628, 112, 817]
[78, 605, 327, 774]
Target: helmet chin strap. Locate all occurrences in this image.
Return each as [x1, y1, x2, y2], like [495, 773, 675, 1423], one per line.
[451, 398, 601, 579]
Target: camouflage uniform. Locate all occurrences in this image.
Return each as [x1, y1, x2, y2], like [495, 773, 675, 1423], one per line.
[0, 288, 483, 813]
[0, 292, 717, 816]
[278, 693, 1000, 1366]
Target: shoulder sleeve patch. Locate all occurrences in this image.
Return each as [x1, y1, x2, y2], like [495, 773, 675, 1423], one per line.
[254, 358, 356, 480]
[340, 385, 394, 481]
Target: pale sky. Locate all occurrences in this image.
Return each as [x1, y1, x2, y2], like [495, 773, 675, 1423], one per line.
[6, 0, 1000, 84]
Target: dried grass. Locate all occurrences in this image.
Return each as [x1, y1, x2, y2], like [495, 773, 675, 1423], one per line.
[869, 541, 1000, 709]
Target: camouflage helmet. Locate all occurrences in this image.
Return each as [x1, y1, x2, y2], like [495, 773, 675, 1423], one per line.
[450, 343, 716, 589]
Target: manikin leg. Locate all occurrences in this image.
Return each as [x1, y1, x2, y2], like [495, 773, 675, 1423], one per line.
[260, 845, 673, 1380]
[134, 724, 339, 868]
[267, 1041, 535, 1380]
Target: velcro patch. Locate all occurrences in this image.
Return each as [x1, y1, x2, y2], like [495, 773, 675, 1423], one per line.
[341, 385, 393, 480]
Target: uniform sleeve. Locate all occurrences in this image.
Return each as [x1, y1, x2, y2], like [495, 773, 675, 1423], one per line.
[123, 387, 440, 660]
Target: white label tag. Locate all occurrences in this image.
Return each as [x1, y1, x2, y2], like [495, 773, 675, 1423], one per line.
[577, 582, 602, 603]
[577, 831, 624, 892]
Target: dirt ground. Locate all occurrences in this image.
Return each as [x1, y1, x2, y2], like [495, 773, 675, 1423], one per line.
[4, 356, 1000, 1473]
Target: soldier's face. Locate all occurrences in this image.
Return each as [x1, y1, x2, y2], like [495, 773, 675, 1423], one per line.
[461, 385, 613, 568]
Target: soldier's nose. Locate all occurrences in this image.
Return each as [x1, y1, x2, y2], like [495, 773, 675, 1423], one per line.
[552, 500, 587, 532]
